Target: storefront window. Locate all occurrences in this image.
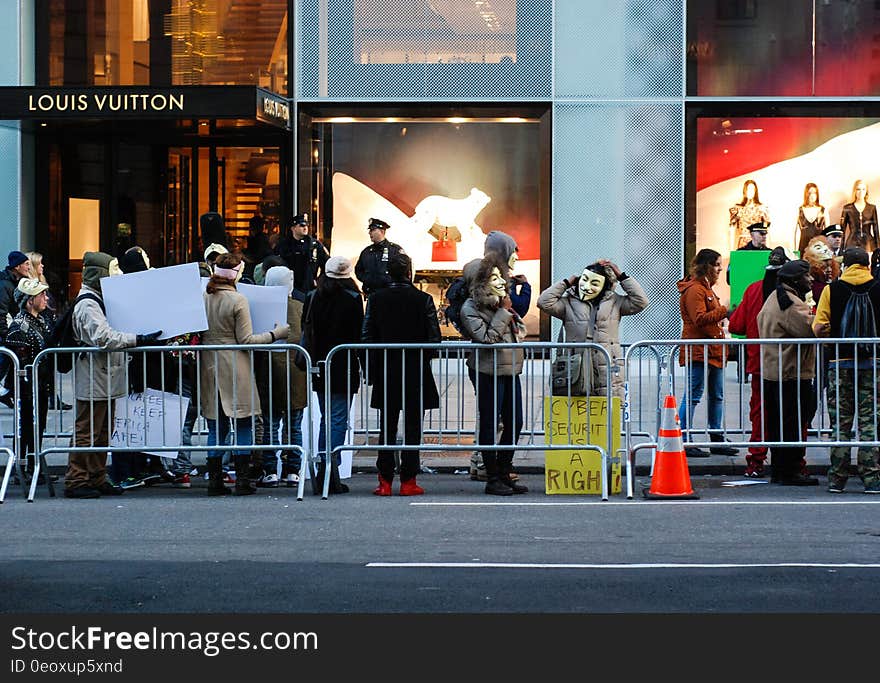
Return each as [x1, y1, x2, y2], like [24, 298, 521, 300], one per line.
[301, 109, 545, 336]
[687, 0, 880, 96]
[41, 0, 289, 94]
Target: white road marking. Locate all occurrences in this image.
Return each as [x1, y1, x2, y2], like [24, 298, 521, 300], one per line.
[366, 562, 880, 569]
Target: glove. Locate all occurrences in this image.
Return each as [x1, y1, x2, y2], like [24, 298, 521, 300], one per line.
[270, 323, 289, 341]
[135, 330, 163, 346]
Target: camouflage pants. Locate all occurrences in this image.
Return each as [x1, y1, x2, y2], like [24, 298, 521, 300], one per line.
[825, 367, 880, 486]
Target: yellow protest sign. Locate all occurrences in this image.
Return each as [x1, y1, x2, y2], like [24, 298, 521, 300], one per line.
[543, 396, 621, 495]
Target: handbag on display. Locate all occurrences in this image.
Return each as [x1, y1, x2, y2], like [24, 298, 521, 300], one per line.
[431, 227, 457, 261]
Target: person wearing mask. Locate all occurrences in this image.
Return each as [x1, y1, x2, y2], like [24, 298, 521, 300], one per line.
[200, 253, 289, 496]
[756, 260, 819, 486]
[354, 218, 405, 298]
[460, 253, 528, 496]
[537, 259, 648, 400]
[677, 248, 738, 458]
[362, 253, 441, 496]
[304, 256, 364, 494]
[0, 250, 33, 408]
[254, 265, 308, 488]
[5, 278, 54, 481]
[275, 213, 329, 297]
[64, 252, 162, 499]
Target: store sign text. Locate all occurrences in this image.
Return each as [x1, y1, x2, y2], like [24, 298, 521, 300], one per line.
[260, 96, 289, 126]
[27, 93, 185, 113]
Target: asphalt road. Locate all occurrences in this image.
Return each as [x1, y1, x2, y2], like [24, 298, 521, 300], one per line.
[2, 473, 880, 613]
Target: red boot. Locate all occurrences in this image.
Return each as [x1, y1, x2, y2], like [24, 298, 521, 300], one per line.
[373, 475, 393, 496]
[399, 478, 424, 496]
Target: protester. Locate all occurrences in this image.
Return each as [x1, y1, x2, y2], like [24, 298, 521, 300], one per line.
[254, 265, 308, 488]
[812, 247, 880, 493]
[64, 251, 161, 499]
[362, 253, 441, 496]
[803, 237, 839, 308]
[537, 259, 648, 399]
[254, 254, 285, 287]
[243, 208, 272, 280]
[354, 218, 404, 298]
[460, 253, 528, 495]
[26, 250, 70, 411]
[461, 229, 529, 480]
[5, 278, 54, 480]
[200, 253, 289, 496]
[305, 255, 363, 494]
[757, 259, 819, 485]
[677, 248, 737, 458]
[275, 213, 329, 297]
[0, 250, 33, 408]
[729, 246, 791, 476]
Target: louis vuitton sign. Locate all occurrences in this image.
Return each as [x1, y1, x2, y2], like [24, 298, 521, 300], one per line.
[0, 86, 291, 129]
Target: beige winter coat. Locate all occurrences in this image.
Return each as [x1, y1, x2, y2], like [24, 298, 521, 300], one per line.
[460, 270, 526, 376]
[757, 283, 816, 381]
[72, 284, 137, 401]
[537, 271, 648, 398]
[199, 284, 277, 419]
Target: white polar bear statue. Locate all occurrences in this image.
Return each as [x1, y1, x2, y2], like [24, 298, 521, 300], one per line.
[410, 187, 491, 239]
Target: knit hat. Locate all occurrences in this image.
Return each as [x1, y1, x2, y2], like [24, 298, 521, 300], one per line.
[7, 251, 28, 268]
[766, 246, 793, 271]
[483, 230, 518, 262]
[325, 256, 353, 279]
[843, 247, 869, 267]
[264, 265, 294, 295]
[118, 246, 151, 274]
[778, 259, 810, 280]
[14, 277, 48, 307]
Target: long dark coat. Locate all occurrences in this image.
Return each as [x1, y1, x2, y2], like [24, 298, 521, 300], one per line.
[305, 285, 364, 395]
[361, 282, 441, 412]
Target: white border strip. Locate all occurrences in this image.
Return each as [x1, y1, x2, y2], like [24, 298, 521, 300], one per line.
[367, 562, 880, 569]
[409, 500, 880, 506]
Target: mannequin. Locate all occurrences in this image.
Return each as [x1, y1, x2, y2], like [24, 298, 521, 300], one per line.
[794, 183, 826, 254]
[840, 179, 878, 253]
[729, 180, 771, 252]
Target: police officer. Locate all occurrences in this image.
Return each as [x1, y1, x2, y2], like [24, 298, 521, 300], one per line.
[275, 213, 329, 298]
[823, 224, 844, 257]
[737, 222, 770, 251]
[354, 218, 405, 297]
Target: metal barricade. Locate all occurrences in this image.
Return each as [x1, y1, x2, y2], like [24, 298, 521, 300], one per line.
[623, 337, 880, 498]
[27, 343, 316, 502]
[0, 348, 22, 503]
[323, 342, 617, 500]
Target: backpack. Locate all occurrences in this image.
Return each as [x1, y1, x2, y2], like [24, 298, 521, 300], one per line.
[839, 281, 879, 358]
[47, 293, 105, 373]
[442, 277, 469, 336]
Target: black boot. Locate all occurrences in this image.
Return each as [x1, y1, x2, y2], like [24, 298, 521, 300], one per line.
[232, 454, 256, 496]
[498, 454, 528, 494]
[206, 458, 230, 496]
[482, 453, 513, 496]
[329, 462, 349, 494]
[708, 433, 738, 456]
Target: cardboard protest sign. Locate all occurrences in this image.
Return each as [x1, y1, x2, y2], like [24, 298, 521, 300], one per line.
[110, 389, 189, 457]
[543, 396, 621, 495]
[233, 283, 288, 337]
[103, 262, 207, 340]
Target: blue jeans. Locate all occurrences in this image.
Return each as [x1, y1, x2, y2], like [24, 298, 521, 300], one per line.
[262, 407, 304, 473]
[169, 375, 197, 474]
[206, 414, 254, 462]
[317, 393, 351, 466]
[679, 364, 724, 438]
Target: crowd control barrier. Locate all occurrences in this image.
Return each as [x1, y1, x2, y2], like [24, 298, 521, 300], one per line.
[0, 349, 22, 503]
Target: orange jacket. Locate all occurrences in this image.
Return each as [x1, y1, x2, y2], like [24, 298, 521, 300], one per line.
[677, 276, 728, 368]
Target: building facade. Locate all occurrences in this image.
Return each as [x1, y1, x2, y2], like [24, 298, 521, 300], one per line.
[2, 1, 878, 340]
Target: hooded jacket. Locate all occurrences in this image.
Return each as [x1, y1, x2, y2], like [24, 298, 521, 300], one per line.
[757, 282, 816, 381]
[72, 252, 137, 400]
[677, 275, 728, 368]
[461, 230, 530, 318]
[0, 267, 23, 339]
[460, 255, 525, 375]
[537, 267, 648, 398]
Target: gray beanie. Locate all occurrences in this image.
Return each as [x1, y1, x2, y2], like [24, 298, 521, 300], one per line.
[264, 265, 294, 295]
[483, 230, 518, 262]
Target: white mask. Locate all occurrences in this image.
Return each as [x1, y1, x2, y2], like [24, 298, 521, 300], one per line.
[489, 267, 506, 297]
[578, 269, 606, 302]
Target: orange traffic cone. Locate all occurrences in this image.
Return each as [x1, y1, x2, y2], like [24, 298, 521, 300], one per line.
[643, 394, 699, 500]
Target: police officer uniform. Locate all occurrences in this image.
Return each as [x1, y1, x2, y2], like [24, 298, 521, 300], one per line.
[274, 213, 329, 297]
[354, 218, 405, 297]
[823, 224, 844, 258]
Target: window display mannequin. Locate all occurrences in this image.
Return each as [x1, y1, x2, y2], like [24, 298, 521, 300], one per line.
[840, 179, 878, 253]
[795, 182, 826, 254]
[729, 180, 770, 252]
